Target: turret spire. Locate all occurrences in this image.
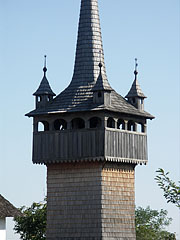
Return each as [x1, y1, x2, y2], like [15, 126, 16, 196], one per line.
[126, 58, 146, 99]
[33, 55, 55, 97]
[70, 0, 110, 89]
[125, 58, 146, 110]
[43, 55, 47, 75]
[134, 58, 138, 77]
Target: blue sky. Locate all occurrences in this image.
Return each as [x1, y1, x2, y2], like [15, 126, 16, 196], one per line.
[0, 0, 179, 239]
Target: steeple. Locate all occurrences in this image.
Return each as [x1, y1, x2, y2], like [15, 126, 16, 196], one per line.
[70, 0, 110, 88]
[125, 59, 146, 110]
[33, 56, 55, 109]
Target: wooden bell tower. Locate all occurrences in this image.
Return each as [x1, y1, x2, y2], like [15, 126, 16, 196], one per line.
[26, 0, 154, 239]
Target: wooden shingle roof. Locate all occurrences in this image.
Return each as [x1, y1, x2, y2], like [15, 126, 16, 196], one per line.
[33, 67, 55, 97]
[0, 194, 21, 218]
[125, 70, 146, 99]
[26, 0, 153, 119]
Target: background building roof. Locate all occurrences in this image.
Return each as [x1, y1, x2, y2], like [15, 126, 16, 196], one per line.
[0, 194, 21, 218]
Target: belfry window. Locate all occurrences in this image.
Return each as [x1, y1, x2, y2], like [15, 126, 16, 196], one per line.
[128, 120, 135, 131]
[38, 121, 49, 132]
[136, 123, 145, 133]
[89, 117, 101, 128]
[107, 117, 115, 128]
[117, 119, 125, 130]
[71, 118, 85, 129]
[54, 119, 67, 131]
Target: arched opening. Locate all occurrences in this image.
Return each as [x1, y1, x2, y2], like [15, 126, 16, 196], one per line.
[117, 119, 125, 130]
[71, 118, 85, 129]
[137, 123, 142, 133]
[107, 117, 115, 128]
[128, 120, 135, 131]
[38, 121, 49, 132]
[54, 119, 67, 131]
[89, 117, 101, 128]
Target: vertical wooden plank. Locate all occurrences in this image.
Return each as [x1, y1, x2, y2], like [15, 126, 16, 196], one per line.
[82, 131, 86, 157]
[92, 130, 96, 157]
[78, 131, 82, 157]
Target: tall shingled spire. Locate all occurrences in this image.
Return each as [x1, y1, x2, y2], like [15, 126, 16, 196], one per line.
[70, 0, 110, 88]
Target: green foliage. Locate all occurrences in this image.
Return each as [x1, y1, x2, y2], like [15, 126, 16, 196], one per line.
[135, 206, 176, 240]
[14, 200, 46, 240]
[155, 168, 180, 208]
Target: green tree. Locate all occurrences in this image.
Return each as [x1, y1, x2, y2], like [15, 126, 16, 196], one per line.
[135, 206, 176, 240]
[14, 200, 46, 240]
[155, 168, 180, 208]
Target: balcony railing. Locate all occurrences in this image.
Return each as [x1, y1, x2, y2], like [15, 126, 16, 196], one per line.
[32, 128, 147, 164]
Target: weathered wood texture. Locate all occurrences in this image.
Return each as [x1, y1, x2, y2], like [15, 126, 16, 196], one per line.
[47, 162, 102, 239]
[33, 128, 147, 164]
[105, 129, 147, 163]
[101, 163, 136, 239]
[33, 129, 104, 163]
[46, 162, 136, 240]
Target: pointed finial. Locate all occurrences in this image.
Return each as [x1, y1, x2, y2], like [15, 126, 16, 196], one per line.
[134, 58, 138, 78]
[43, 55, 47, 75]
[99, 50, 103, 68]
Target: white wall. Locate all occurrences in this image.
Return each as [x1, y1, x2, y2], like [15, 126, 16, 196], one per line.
[0, 218, 6, 240]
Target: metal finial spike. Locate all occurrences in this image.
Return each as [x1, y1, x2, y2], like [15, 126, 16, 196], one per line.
[134, 58, 138, 77]
[99, 62, 103, 68]
[99, 50, 102, 63]
[44, 55, 47, 68]
[43, 55, 47, 74]
[135, 58, 138, 71]
[99, 50, 103, 69]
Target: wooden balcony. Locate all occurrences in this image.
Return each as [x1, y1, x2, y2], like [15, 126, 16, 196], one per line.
[32, 128, 147, 165]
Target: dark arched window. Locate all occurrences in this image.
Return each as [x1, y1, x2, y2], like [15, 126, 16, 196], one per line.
[117, 119, 125, 130]
[71, 118, 85, 129]
[54, 119, 67, 131]
[107, 117, 115, 128]
[38, 121, 49, 132]
[89, 117, 101, 128]
[128, 120, 135, 131]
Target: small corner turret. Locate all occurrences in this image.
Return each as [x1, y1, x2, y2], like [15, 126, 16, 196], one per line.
[125, 58, 146, 111]
[93, 62, 112, 106]
[33, 55, 56, 109]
